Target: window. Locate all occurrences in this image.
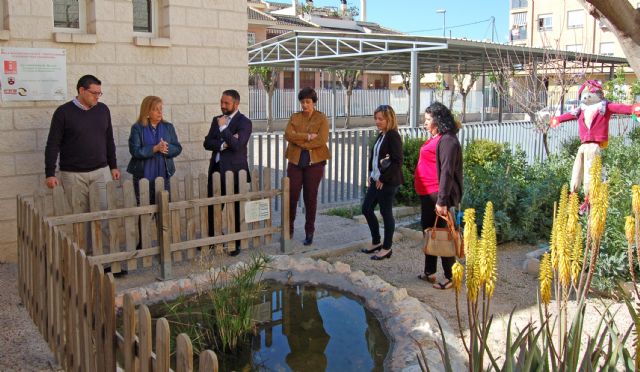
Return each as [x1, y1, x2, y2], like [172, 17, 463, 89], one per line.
[247, 32, 256, 46]
[510, 25, 527, 41]
[567, 10, 584, 29]
[537, 14, 552, 30]
[599, 42, 614, 56]
[511, 12, 527, 41]
[566, 44, 582, 53]
[53, 0, 86, 31]
[511, 0, 528, 8]
[133, 0, 154, 33]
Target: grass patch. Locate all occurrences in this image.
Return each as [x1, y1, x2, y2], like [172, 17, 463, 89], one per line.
[323, 204, 363, 219]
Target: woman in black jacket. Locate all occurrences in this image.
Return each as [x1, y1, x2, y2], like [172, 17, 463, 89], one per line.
[361, 105, 404, 260]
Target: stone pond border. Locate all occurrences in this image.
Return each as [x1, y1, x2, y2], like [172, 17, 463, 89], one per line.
[115, 255, 467, 371]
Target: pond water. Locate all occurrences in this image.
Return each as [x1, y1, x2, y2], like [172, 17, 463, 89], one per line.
[151, 281, 390, 371]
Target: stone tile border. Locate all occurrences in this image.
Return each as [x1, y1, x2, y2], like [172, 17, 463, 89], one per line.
[115, 255, 467, 371]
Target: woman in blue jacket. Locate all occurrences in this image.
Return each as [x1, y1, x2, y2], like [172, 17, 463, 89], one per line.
[127, 96, 182, 203]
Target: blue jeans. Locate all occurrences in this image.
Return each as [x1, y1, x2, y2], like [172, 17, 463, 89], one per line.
[362, 180, 399, 249]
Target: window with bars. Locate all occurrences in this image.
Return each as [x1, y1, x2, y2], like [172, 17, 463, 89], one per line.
[537, 14, 552, 30]
[53, 0, 84, 30]
[248, 32, 256, 46]
[133, 0, 153, 33]
[511, 0, 528, 9]
[567, 10, 584, 29]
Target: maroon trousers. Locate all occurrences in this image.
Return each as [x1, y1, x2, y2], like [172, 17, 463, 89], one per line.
[287, 161, 325, 236]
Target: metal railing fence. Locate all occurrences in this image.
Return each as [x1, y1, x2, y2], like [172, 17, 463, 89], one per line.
[248, 117, 636, 209]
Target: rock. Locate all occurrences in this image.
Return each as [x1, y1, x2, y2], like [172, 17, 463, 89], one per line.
[333, 261, 351, 274]
[523, 257, 540, 275]
[525, 247, 549, 259]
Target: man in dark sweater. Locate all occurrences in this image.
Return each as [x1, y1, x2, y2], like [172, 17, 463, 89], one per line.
[44, 75, 120, 253]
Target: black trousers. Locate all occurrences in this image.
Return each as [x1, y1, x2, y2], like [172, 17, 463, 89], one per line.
[362, 180, 399, 249]
[420, 193, 455, 280]
[207, 163, 241, 250]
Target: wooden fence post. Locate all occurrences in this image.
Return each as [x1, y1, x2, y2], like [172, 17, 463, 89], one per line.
[157, 190, 172, 280]
[198, 350, 219, 372]
[280, 177, 290, 253]
[156, 318, 170, 372]
[176, 333, 193, 372]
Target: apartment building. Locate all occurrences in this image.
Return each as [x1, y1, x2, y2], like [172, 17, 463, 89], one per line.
[0, 0, 249, 262]
[509, 0, 638, 81]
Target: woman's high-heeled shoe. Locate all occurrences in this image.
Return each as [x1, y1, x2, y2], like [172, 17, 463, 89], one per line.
[371, 249, 392, 260]
[361, 243, 383, 254]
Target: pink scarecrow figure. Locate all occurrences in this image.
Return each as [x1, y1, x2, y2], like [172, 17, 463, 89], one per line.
[550, 80, 640, 211]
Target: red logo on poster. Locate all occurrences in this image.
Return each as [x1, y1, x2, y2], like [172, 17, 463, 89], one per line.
[4, 60, 17, 74]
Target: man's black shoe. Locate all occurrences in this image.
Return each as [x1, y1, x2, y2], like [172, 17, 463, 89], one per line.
[227, 249, 240, 257]
[303, 234, 313, 246]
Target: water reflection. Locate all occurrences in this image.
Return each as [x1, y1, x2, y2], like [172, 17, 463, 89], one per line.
[243, 282, 389, 372]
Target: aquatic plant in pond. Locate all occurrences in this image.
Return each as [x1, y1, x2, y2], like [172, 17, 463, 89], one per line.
[154, 280, 390, 371]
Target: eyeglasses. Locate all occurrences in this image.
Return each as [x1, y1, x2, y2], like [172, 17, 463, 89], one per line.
[86, 90, 103, 97]
[376, 105, 391, 112]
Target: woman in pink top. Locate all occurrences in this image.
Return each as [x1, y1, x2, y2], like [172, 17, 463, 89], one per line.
[414, 102, 463, 290]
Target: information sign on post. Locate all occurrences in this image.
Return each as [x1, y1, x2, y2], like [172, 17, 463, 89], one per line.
[0, 47, 67, 101]
[245, 199, 271, 223]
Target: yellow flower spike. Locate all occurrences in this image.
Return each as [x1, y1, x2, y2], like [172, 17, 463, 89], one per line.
[463, 208, 480, 301]
[479, 202, 497, 298]
[452, 262, 464, 293]
[589, 182, 609, 242]
[551, 185, 569, 270]
[625, 216, 635, 245]
[588, 155, 603, 198]
[632, 185, 640, 214]
[539, 253, 553, 305]
[570, 223, 583, 285]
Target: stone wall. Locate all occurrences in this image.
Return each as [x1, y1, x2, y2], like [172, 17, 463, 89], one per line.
[0, 0, 249, 262]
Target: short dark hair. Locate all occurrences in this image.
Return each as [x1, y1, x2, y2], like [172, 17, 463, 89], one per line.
[425, 102, 459, 135]
[76, 75, 101, 93]
[297, 87, 318, 103]
[222, 89, 241, 103]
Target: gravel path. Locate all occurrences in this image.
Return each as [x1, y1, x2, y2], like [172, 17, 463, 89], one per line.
[0, 263, 59, 372]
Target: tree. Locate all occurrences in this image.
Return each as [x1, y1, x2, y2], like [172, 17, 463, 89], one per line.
[336, 69, 361, 129]
[576, 0, 640, 78]
[249, 66, 280, 132]
[453, 70, 479, 123]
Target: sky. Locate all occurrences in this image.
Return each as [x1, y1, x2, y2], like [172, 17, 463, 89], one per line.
[295, 0, 510, 43]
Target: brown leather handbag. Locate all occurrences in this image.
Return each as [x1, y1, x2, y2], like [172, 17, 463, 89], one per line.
[423, 212, 465, 258]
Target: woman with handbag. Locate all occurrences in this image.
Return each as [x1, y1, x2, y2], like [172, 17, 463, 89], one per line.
[361, 105, 404, 260]
[284, 87, 331, 245]
[414, 102, 463, 289]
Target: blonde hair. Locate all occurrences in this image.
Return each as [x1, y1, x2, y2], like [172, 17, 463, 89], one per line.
[136, 96, 163, 126]
[374, 105, 398, 131]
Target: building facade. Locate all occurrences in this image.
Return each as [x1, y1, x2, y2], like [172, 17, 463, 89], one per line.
[0, 0, 249, 262]
[510, 0, 639, 58]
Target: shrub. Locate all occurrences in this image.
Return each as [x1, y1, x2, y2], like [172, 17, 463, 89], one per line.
[396, 136, 426, 206]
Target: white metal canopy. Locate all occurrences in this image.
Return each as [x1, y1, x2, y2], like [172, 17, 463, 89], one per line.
[248, 30, 629, 126]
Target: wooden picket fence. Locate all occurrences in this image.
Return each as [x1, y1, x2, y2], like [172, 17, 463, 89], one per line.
[17, 195, 223, 371]
[33, 168, 291, 279]
[17, 169, 291, 371]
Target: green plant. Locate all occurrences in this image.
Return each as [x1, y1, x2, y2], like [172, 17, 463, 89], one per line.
[396, 136, 426, 206]
[603, 67, 630, 103]
[161, 254, 270, 355]
[323, 204, 361, 219]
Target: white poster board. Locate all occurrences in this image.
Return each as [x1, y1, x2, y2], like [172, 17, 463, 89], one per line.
[245, 199, 271, 223]
[0, 47, 67, 101]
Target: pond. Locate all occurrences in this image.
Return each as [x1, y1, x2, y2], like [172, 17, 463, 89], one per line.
[151, 281, 390, 371]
